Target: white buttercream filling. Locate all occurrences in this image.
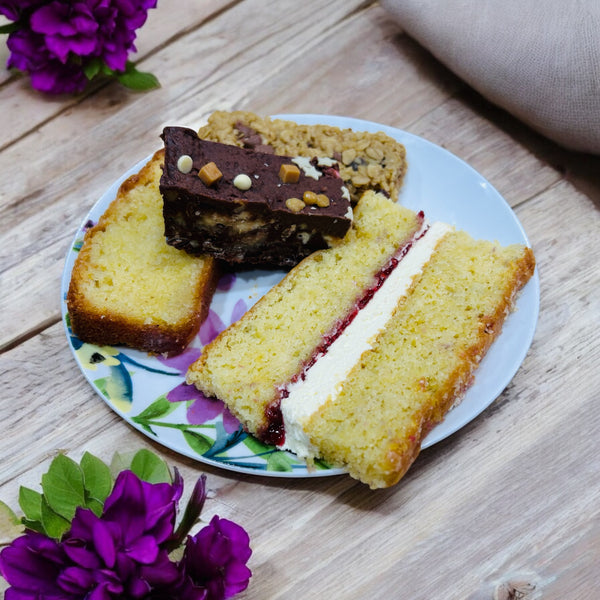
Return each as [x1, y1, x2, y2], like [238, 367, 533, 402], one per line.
[279, 221, 453, 458]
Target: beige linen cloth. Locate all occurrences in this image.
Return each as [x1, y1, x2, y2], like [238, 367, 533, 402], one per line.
[380, 0, 600, 155]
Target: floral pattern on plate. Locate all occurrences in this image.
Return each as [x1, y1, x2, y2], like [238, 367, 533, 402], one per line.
[63, 234, 339, 477]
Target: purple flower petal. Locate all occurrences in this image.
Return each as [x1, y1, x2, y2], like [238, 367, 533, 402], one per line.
[30, 3, 75, 36]
[231, 298, 248, 324]
[199, 309, 226, 346]
[57, 565, 94, 593]
[63, 537, 102, 570]
[0, 532, 66, 593]
[157, 346, 202, 373]
[138, 550, 180, 586]
[222, 406, 241, 434]
[126, 535, 159, 564]
[181, 515, 252, 599]
[167, 381, 202, 404]
[29, 60, 88, 94]
[187, 393, 226, 425]
[92, 518, 117, 568]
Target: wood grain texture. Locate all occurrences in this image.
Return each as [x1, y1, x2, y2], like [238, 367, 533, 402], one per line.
[1, 1, 599, 598]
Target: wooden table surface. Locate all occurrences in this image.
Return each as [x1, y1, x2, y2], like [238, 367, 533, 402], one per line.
[1, 2, 599, 598]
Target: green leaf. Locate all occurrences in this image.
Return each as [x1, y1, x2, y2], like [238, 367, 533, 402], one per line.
[130, 449, 171, 484]
[40, 497, 70, 540]
[0, 22, 20, 35]
[41, 454, 86, 522]
[115, 62, 160, 91]
[80, 452, 113, 505]
[266, 451, 295, 472]
[18, 487, 42, 523]
[133, 396, 177, 422]
[86, 497, 104, 517]
[109, 450, 140, 476]
[243, 435, 274, 454]
[183, 430, 214, 456]
[20, 518, 45, 535]
[83, 57, 103, 80]
[0, 500, 23, 545]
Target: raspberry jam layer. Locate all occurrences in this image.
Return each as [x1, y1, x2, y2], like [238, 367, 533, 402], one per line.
[258, 213, 434, 448]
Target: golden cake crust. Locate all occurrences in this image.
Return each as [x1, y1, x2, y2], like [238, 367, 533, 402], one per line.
[67, 150, 219, 356]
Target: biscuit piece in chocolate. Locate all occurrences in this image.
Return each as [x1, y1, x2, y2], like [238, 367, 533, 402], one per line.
[160, 127, 353, 267]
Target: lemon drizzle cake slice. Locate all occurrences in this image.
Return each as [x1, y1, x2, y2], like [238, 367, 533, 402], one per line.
[67, 150, 219, 356]
[186, 192, 424, 440]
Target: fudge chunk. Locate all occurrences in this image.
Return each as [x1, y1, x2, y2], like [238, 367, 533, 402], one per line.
[159, 127, 353, 268]
[197, 111, 407, 204]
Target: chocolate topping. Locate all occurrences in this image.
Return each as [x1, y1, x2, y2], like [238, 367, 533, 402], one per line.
[159, 126, 353, 267]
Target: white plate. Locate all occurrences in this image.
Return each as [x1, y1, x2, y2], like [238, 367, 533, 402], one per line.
[61, 114, 539, 479]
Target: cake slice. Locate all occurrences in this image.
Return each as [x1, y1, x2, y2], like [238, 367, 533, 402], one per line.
[67, 150, 219, 356]
[187, 191, 535, 487]
[187, 192, 424, 442]
[160, 126, 353, 267]
[197, 111, 407, 204]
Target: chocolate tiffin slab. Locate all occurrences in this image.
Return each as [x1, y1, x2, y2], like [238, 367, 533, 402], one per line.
[159, 126, 353, 268]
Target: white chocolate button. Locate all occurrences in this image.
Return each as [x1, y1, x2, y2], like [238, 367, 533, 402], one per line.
[177, 154, 193, 173]
[233, 174, 252, 190]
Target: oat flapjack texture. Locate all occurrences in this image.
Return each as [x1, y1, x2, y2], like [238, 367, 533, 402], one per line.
[198, 111, 407, 204]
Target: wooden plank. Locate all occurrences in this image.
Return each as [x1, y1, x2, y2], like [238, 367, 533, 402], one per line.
[237, 4, 462, 127]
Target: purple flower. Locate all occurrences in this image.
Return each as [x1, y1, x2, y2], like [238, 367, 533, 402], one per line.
[60, 469, 184, 597]
[7, 28, 88, 93]
[0, 465, 252, 600]
[1, 0, 158, 94]
[0, 531, 73, 599]
[178, 516, 252, 600]
[0, 470, 184, 599]
[31, 2, 99, 64]
[0, 1, 44, 21]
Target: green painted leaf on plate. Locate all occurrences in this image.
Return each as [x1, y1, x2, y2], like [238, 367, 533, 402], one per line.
[266, 451, 295, 472]
[183, 430, 214, 456]
[242, 435, 274, 455]
[133, 396, 177, 422]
